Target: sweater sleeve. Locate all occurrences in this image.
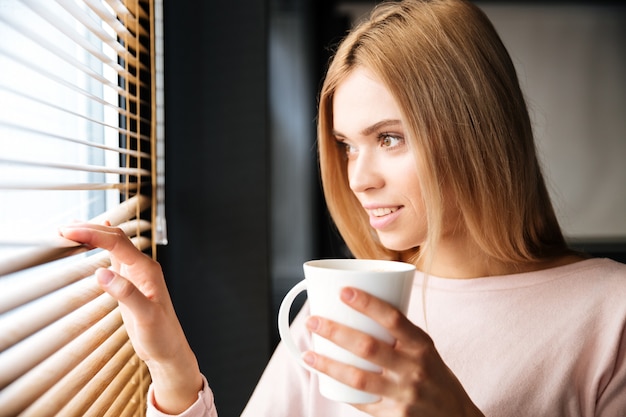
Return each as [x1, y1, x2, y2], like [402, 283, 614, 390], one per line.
[595, 317, 626, 416]
[144, 303, 314, 417]
[146, 375, 218, 417]
[240, 303, 315, 417]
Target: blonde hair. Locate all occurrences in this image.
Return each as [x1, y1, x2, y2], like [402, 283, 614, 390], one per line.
[317, 0, 568, 267]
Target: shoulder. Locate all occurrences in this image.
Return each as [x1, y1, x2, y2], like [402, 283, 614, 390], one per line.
[554, 257, 626, 286]
[558, 258, 626, 303]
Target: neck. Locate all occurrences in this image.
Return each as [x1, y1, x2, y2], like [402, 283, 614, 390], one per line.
[412, 232, 584, 280]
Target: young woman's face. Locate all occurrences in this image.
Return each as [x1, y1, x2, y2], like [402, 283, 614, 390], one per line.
[332, 67, 427, 251]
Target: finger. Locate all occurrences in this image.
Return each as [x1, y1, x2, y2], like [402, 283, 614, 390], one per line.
[59, 224, 148, 267]
[306, 316, 397, 367]
[340, 287, 431, 346]
[302, 349, 385, 398]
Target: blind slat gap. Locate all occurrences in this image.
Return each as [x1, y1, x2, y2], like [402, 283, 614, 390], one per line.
[0, 293, 119, 391]
[0, 120, 148, 159]
[59, 340, 135, 416]
[0, 84, 148, 142]
[19, 325, 130, 417]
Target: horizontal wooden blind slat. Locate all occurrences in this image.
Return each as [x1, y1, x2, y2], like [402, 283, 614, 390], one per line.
[0, 0, 156, 415]
[0, 182, 144, 192]
[110, 0, 148, 29]
[0, 84, 149, 141]
[19, 324, 130, 417]
[0, 276, 103, 351]
[57, 341, 136, 416]
[90, 195, 151, 227]
[0, 47, 133, 113]
[53, 0, 149, 58]
[84, 0, 149, 48]
[0, 157, 151, 176]
[0, 120, 148, 158]
[0, 293, 119, 390]
[0, 250, 110, 314]
[104, 363, 150, 417]
[0, 13, 132, 97]
[0, 301, 122, 416]
[23, 0, 144, 77]
[0, 86, 152, 133]
[83, 0, 138, 40]
[0, 243, 91, 280]
[120, 376, 151, 417]
[84, 351, 147, 417]
[0, 220, 151, 306]
[0, 195, 151, 276]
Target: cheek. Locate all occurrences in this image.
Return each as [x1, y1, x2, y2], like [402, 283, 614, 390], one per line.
[400, 172, 429, 227]
[397, 163, 424, 205]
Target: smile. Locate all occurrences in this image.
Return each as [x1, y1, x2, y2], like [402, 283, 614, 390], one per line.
[366, 206, 402, 230]
[369, 207, 399, 217]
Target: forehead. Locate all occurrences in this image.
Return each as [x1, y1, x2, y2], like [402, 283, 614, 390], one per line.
[332, 67, 402, 136]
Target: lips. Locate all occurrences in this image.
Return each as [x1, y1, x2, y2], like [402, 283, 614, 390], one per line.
[365, 205, 403, 230]
[368, 207, 399, 217]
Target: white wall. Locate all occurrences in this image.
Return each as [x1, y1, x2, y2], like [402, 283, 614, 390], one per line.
[479, 3, 626, 242]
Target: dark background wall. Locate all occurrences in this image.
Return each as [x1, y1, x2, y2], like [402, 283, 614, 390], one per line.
[157, 1, 624, 416]
[157, 1, 347, 416]
[158, 1, 273, 416]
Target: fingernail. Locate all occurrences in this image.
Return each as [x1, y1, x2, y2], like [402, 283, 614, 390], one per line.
[306, 317, 320, 331]
[302, 351, 315, 366]
[97, 269, 114, 286]
[340, 287, 356, 302]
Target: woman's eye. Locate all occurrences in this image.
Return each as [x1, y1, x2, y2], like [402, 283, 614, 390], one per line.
[380, 134, 403, 148]
[336, 140, 358, 159]
[345, 143, 358, 157]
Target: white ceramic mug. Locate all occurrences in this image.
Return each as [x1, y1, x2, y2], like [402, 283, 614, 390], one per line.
[278, 258, 415, 404]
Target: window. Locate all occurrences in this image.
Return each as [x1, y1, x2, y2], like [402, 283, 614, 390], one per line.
[0, 0, 164, 415]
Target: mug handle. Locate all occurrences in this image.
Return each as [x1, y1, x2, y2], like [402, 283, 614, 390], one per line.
[277, 279, 315, 373]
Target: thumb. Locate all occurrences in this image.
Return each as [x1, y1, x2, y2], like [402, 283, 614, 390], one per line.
[95, 268, 148, 312]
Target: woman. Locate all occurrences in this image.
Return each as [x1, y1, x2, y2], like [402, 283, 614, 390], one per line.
[60, 0, 626, 416]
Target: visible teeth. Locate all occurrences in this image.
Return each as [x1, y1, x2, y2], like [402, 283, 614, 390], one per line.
[370, 207, 397, 217]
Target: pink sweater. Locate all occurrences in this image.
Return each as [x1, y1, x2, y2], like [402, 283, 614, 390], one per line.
[147, 258, 626, 417]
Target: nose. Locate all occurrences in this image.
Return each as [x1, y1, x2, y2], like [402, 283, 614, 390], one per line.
[348, 150, 384, 193]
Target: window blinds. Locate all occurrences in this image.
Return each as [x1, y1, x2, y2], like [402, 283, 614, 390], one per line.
[0, 0, 163, 416]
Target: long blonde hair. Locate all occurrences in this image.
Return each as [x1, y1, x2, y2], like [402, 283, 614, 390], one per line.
[317, 0, 568, 267]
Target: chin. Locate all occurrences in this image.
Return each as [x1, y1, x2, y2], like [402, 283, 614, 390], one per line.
[378, 236, 418, 253]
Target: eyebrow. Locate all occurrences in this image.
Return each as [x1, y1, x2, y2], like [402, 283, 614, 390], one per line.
[332, 119, 403, 138]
